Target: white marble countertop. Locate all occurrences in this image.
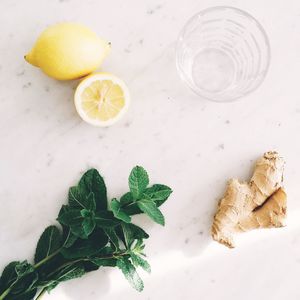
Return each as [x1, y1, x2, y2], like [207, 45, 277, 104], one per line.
[1, 0, 300, 299]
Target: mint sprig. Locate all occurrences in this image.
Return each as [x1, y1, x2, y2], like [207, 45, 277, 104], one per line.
[0, 166, 172, 300]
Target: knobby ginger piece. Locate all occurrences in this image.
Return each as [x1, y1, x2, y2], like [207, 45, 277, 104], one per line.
[211, 151, 287, 248]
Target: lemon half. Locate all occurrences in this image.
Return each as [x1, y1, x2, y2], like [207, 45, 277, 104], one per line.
[74, 73, 130, 127]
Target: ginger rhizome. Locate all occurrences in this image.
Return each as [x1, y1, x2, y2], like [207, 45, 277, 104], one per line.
[211, 151, 287, 248]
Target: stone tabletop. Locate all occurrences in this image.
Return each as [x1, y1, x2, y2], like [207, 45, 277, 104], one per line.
[1, 0, 300, 299]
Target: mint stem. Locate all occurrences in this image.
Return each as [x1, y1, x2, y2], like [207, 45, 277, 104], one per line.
[0, 167, 171, 299]
[0, 273, 24, 300]
[46, 250, 129, 278]
[0, 249, 61, 300]
[0, 250, 130, 300]
[34, 248, 61, 269]
[35, 288, 46, 300]
[0, 288, 11, 300]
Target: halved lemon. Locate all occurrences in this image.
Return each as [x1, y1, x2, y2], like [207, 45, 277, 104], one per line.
[74, 73, 130, 126]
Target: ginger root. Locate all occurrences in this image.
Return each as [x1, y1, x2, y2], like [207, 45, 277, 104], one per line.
[211, 151, 287, 248]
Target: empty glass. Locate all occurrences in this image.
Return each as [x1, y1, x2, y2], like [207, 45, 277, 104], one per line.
[176, 6, 271, 102]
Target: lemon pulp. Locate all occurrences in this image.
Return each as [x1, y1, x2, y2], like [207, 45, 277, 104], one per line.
[81, 80, 125, 121]
[74, 73, 130, 127]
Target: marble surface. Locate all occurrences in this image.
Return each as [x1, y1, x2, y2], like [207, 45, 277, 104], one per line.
[1, 0, 300, 299]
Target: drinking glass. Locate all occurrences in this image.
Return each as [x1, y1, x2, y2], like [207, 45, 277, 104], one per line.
[176, 6, 271, 102]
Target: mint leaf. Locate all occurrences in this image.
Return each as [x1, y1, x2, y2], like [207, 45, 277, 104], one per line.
[121, 185, 172, 216]
[5, 289, 37, 300]
[85, 192, 96, 211]
[78, 246, 115, 272]
[99, 245, 115, 254]
[130, 253, 151, 273]
[90, 258, 117, 267]
[120, 192, 134, 206]
[46, 264, 85, 292]
[34, 226, 62, 264]
[118, 223, 149, 248]
[57, 209, 88, 239]
[80, 208, 94, 218]
[137, 198, 165, 225]
[15, 261, 34, 277]
[57, 209, 82, 226]
[122, 205, 141, 216]
[82, 217, 96, 237]
[58, 205, 77, 248]
[111, 199, 131, 223]
[54, 264, 85, 283]
[61, 229, 108, 259]
[62, 228, 77, 248]
[120, 192, 141, 215]
[144, 184, 172, 206]
[129, 166, 149, 200]
[0, 262, 19, 293]
[9, 262, 37, 297]
[103, 228, 119, 249]
[69, 186, 96, 211]
[79, 169, 107, 211]
[58, 208, 96, 239]
[94, 211, 120, 228]
[117, 258, 144, 292]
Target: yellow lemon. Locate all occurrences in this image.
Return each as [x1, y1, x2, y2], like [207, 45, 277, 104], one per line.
[74, 73, 130, 127]
[25, 23, 111, 80]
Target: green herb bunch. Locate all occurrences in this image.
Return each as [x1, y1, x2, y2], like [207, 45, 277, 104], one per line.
[0, 166, 172, 300]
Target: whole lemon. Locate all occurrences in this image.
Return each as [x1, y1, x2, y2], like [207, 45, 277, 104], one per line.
[25, 23, 111, 80]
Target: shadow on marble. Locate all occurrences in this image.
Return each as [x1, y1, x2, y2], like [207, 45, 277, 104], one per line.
[130, 183, 222, 260]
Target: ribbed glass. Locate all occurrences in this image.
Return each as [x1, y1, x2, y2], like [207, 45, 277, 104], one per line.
[176, 7, 271, 102]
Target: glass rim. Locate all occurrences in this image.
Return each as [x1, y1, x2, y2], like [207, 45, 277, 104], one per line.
[175, 6, 271, 103]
